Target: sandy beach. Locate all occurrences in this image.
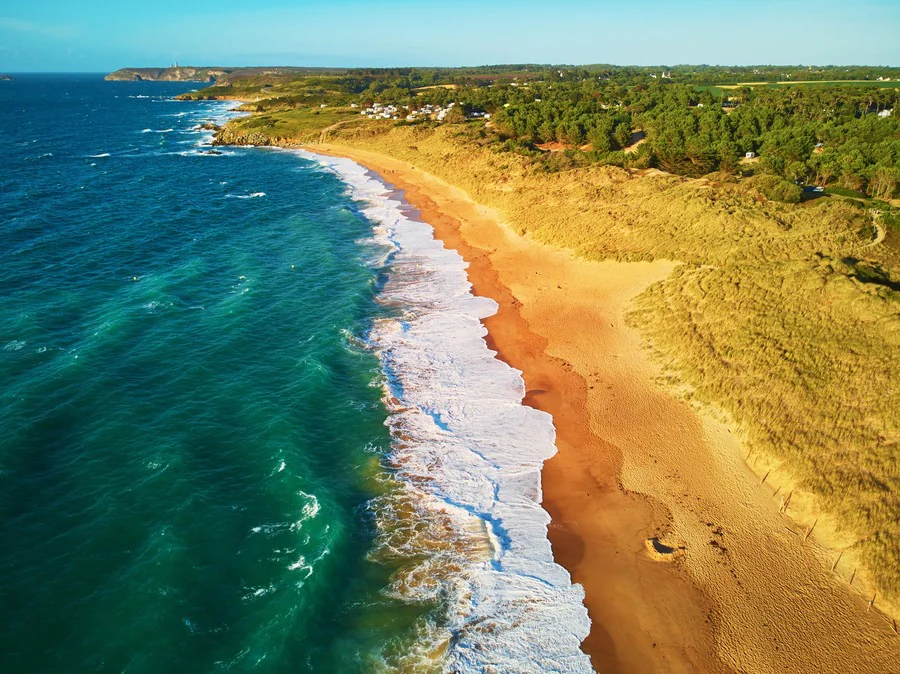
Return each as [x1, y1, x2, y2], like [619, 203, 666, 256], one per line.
[307, 144, 900, 673]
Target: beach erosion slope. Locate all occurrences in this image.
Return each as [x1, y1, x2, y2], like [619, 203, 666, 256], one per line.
[294, 125, 900, 674]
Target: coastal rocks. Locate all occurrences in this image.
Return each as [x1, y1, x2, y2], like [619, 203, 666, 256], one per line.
[213, 127, 272, 147]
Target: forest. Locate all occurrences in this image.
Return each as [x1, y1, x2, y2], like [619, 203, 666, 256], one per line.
[482, 81, 900, 200]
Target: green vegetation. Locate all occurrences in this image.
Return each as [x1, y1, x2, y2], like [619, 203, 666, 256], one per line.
[218, 107, 362, 145]
[486, 82, 900, 197]
[179, 64, 900, 202]
[744, 174, 804, 203]
[826, 185, 869, 199]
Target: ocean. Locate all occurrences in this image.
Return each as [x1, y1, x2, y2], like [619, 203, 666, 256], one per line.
[0, 74, 590, 672]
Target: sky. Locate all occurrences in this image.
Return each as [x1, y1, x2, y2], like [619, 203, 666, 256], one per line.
[1, 0, 898, 72]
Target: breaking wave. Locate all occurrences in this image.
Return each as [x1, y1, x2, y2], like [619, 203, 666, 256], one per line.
[296, 149, 593, 672]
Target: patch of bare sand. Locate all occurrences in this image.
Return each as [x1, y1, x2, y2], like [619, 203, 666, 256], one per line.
[536, 141, 571, 153]
[623, 130, 646, 153]
[308, 143, 900, 673]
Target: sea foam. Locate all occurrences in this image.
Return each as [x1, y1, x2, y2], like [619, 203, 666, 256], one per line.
[295, 149, 593, 672]
[225, 191, 266, 199]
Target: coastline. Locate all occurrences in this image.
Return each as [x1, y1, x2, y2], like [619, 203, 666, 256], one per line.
[297, 149, 594, 671]
[300, 143, 900, 674]
[304, 144, 723, 672]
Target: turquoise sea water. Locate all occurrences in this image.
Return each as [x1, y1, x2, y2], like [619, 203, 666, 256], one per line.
[0, 75, 593, 673]
[0, 75, 427, 672]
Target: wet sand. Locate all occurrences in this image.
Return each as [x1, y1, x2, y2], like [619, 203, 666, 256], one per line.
[306, 143, 900, 674]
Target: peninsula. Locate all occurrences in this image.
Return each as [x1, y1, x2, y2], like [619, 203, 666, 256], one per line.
[152, 64, 899, 672]
[105, 65, 350, 82]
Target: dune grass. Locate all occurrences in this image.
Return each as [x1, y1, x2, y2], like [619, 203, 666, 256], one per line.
[630, 259, 899, 598]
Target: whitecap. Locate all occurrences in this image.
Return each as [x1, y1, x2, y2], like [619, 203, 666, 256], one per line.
[225, 192, 266, 199]
[294, 149, 593, 672]
[287, 555, 314, 578]
[3, 340, 25, 351]
[88, 152, 110, 158]
[241, 584, 277, 602]
[298, 491, 320, 520]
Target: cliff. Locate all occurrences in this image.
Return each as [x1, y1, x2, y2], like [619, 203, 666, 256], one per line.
[104, 67, 235, 82]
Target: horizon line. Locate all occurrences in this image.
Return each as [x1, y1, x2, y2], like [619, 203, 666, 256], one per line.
[4, 62, 900, 74]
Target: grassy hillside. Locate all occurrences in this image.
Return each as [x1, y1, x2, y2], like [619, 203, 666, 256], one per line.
[176, 65, 900, 203]
[217, 107, 362, 144]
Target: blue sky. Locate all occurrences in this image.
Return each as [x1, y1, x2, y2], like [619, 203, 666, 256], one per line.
[1, 0, 898, 71]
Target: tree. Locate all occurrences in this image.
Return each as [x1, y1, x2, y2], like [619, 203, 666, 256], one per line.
[787, 160, 810, 183]
[868, 165, 900, 200]
[613, 121, 633, 149]
[588, 117, 615, 152]
[811, 154, 839, 186]
[444, 106, 466, 124]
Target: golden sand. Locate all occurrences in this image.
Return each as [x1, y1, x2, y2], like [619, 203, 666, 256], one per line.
[307, 144, 900, 673]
